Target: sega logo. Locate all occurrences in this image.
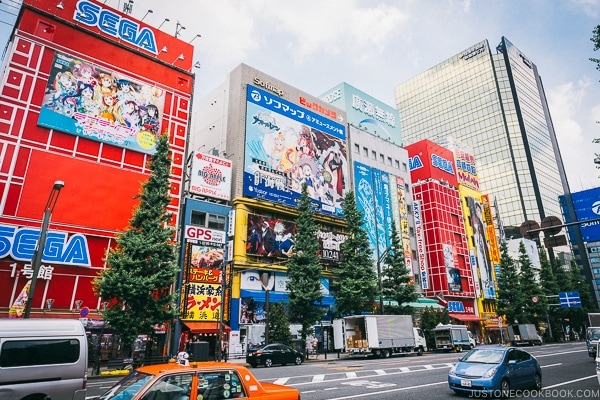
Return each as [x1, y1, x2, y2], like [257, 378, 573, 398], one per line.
[74, 0, 158, 54]
[447, 301, 465, 312]
[0, 225, 90, 266]
[184, 226, 226, 244]
[431, 154, 455, 174]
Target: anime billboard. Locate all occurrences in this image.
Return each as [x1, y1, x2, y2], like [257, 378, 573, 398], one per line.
[353, 162, 378, 256]
[246, 214, 296, 259]
[243, 85, 348, 217]
[39, 51, 165, 154]
[466, 196, 496, 299]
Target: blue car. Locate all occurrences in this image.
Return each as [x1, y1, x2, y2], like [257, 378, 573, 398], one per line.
[448, 345, 542, 396]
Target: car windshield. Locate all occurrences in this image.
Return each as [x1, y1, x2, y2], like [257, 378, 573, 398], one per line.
[97, 370, 154, 400]
[589, 328, 600, 340]
[461, 349, 504, 364]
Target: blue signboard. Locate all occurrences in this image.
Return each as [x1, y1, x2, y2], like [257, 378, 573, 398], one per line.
[558, 291, 582, 308]
[562, 188, 600, 242]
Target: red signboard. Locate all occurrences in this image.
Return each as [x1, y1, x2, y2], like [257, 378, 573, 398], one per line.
[405, 139, 458, 187]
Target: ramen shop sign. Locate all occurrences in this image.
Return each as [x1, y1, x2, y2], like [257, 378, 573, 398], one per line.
[73, 0, 158, 54]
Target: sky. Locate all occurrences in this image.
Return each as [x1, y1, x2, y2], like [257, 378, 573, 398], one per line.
[1, 0, 600, 192]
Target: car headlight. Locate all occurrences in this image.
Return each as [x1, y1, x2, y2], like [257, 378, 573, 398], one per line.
[449, 365, 457, 375]
[482, 367, 497, 378]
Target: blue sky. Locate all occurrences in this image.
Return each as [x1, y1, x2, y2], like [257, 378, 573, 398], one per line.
[1, 0, 600, 191]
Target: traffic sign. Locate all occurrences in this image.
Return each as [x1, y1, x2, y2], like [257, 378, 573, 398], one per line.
[558, 291, 582, 308]
[531, 296, 539, 304]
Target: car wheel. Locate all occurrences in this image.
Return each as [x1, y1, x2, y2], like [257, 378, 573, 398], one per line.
[417, 347, 424, 356]
[295, 356, 302, 365]
[500, 379, 511, 398]
[532, 373, 542, 390]
[264, 358, 273, 368]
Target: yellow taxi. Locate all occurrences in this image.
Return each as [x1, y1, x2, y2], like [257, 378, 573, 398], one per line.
[93, 360, 301, 400]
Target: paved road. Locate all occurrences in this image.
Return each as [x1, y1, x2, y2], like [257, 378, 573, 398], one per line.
[86, 342, 598, 400]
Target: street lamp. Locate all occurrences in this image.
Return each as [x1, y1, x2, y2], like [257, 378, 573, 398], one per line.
[260, 273, 271, 345]
[24, 180, 64, 318]
[377, 246, 394, 314]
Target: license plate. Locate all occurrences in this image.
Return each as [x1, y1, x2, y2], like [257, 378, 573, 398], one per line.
[461, 379, 472, 387]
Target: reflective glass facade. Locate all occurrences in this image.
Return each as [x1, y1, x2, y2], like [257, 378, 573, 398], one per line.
[395, 37, 569, 240]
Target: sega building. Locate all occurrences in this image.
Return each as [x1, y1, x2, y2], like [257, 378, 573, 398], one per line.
[0, 0, 193, 352]
[405, 140, 478, 324]
[193, 64, 348, 355]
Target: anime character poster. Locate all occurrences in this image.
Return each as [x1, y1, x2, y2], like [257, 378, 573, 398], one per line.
[353, 162, 378, 256]
[246, 214, 296, 258]
[39, 51, 165, 154]
[243, 85, 348, 217]
[444, 243, 462, 292]
[467, 196, 495, 299]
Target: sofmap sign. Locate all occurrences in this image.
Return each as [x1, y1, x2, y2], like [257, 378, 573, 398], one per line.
[0, 224, 91, 266]
[73, 0, 158, 54]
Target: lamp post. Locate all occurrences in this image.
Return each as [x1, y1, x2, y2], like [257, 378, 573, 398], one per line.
[376, 246, 394, 314]
[24, 180, 64, 318]
[260, 273, 270, 345]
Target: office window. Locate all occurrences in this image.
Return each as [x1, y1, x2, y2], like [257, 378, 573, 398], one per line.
[191, 211, 206, 226]
[387, 157, 392, 166]
[208, 214, 226, 230]
[371, 150, 377, 160]
[363, 147, 368, 157]
[402, 162, 408, 172]
[379, 154, 384, 163]
[354, 143, 360, 154]
[395, 160, 400, 169]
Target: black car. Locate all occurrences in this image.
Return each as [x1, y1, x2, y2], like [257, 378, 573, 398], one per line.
[246, 343, 304, 368]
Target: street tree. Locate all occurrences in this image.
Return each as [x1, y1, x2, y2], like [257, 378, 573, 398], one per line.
[333, 191, 378, 316]
[496, 240, 524, 325]
[286, 183, 325, 354]
[266, 302, 292, 346]
[516, 241, 547, 326]
[381, 222, 418, 315]
[538, 247, 562, 341]
[94, 133, 179, 354]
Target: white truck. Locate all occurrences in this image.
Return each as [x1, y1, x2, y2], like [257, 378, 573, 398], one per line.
[432, 323, 475, 352]
[507, 324, 542, 346]
[332, 314, 426, 358]
[587, 313, 600, 358]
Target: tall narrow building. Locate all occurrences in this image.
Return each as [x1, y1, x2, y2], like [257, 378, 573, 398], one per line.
[395, 37, 572, 247]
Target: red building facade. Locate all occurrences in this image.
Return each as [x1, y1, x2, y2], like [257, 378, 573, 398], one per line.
[0, 0, 193, 331]
[406, 140, 477, 321]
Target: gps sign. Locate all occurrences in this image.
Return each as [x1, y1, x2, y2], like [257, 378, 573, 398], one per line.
[184, 226, 226, 245]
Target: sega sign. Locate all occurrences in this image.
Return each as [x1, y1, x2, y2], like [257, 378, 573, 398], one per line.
[184, 226, 226, 245]
[73, 0, 158, 54]
[0, 224, 90, 266]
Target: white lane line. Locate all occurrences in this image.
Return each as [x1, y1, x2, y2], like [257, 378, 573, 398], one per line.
[540, 363, 562, 368]
[273, 377, 290, 385]
[423, 365, 434, 369]
[312, 374, 325, 383]
[544, 375, 597, 389]
[399, 367, 410, 372]
[311, 381, 448, 400]
[374, 369, 386, 375]
[345, 372, 357, 378]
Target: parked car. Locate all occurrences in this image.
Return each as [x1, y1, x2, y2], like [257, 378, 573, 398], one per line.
[448, 345, 542, 396]
[91, 360, 300, 400]
[246, 343, 304, 368]
[596, 342, 600, 385]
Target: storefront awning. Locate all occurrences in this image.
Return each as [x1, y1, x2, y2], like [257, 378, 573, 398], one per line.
[402, 298, 446, 310]
[449, 314, 484, 322]
[182, 321, 231, 334]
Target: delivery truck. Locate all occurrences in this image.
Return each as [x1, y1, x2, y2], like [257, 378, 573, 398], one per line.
[587, 313, 600, 358]
[333, 315, 426, 358]
[507, 324, 542, 346]
[432, 323, 476, 352]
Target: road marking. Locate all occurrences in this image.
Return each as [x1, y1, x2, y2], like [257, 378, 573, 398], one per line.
[399, 367, 410, 372]
[374, 369, 386, 375]
[345, 372, 357, 378]
[534, 349, 587, 358]
[273, 377, 290, 385]
[311, 374, 325, 382]
[540, 363, 561, 368]
[544, 375, 596, 389]
[423, 365, 434, 369]
[311, 380, 447, 399]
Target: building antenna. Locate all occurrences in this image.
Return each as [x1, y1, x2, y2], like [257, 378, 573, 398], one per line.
[123, 0, 134, 15]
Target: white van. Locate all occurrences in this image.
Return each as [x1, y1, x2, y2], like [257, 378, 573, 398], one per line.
[0, 318, 88, 400]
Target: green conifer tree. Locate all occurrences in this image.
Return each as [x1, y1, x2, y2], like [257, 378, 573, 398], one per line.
[94, 133, 179, 354]
[333, 191, 378, 316]
[286, 183, 325, 353]
[516, 241, 547, 326]
[496, 241, 523, 325]
[266, 302, 292, 345]
[381, 222, 418, 315]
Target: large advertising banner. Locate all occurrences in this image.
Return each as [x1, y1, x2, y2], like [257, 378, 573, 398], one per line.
[39, 51, 166, 154]
[414, 200, 429, 289]
[353, 162, 378, 256]
[448, 136, 479, 191]
[466, 197, 496, 299]
[243, 85, 348, 217]
[246, 214, 296, 258]
[396, 177, 414, 283]
[372, 168, 388, 256]
[444, 243, 462, 292]
[189, 152, 232, 201]
[569, 187, 600, 242]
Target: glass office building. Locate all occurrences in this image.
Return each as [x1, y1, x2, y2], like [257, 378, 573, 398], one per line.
[395, 37, 573, 244]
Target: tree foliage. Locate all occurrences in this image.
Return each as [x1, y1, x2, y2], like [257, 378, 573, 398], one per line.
[381, 222, 418, 315]
[286, 183, 325, 351]
[496, 241, 523, 325]
[266, 302, 292, 345]
[516, 241, 547, 326]
[591, 24, 600, 72]
[333, 191, 378, 316]
[94, 133, 179, 353]
[420, 307, 449, 350]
